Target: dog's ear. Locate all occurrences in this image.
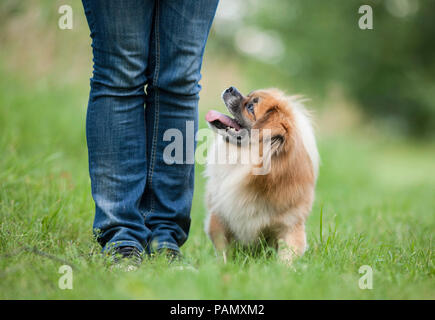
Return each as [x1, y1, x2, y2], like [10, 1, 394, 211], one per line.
[254, 106, 289, 156]
[270, 133, 286, 155]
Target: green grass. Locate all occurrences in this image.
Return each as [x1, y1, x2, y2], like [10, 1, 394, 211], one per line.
[0, 70, 434, 300]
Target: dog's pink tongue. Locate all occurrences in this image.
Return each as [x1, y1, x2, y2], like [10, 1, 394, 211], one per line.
[205, 110, 241, 130]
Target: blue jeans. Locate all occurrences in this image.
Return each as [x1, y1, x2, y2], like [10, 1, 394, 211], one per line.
[82, 0, 218, 254]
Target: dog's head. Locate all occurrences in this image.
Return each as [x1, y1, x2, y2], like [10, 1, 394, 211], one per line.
[206, 87, 292, 155]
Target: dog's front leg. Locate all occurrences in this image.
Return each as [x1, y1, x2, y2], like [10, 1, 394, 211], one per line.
[206, 213, 232, 263]
[277, 223, 307, 265]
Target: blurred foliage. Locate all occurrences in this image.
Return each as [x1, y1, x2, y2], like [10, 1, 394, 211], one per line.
[0, 0, 434, 137]
[210, 0, 435, 137]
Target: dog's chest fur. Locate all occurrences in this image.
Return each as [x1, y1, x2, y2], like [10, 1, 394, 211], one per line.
[205, 138, 298, 244]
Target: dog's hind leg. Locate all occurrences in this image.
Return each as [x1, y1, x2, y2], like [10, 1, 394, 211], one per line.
[205, 213, 232, 263]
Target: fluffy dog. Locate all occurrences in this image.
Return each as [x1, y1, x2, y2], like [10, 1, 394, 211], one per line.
[204, 87, 319, 264]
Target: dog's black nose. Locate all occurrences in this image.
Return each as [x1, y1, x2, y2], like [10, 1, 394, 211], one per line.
[223, 86, 242, 100]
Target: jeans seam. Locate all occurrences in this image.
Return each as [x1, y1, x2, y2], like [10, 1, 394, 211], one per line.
[147, 0, 160, 216]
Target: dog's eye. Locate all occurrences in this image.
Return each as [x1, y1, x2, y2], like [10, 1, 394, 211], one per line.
[253, 97, 259, 103]
[246, 103, 254, 114]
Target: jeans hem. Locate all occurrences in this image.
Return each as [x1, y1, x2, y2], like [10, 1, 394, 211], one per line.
[154, 241, 180, 253]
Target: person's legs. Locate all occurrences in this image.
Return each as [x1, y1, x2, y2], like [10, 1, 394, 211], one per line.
[141, 0, 219, 252]
[82, 0, 155, 253]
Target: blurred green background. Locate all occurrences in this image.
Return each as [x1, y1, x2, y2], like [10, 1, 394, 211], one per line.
[0, 0, 434, 299]
[1, 0, 435, 137]
[210, 0, 435, 137]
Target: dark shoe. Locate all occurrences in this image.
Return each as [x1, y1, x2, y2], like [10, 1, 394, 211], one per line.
[111, 246, 142, 271]
[159, 248, 181, 264]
